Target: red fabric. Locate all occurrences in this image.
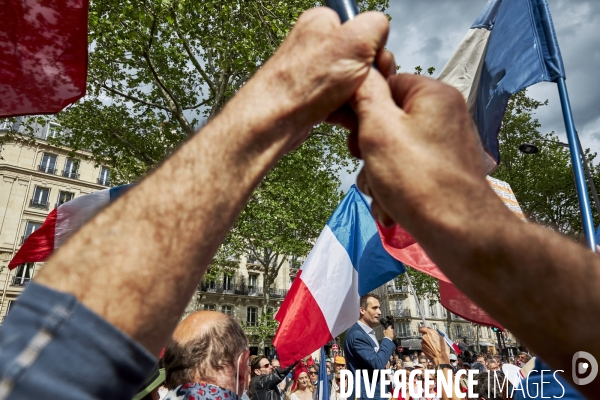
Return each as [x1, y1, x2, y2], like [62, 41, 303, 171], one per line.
[439, 280, 502, 329]
[0, 0, 88, 117]
[377, 222, 502, 329]
[9, 209, 57, 269]
[273, 271, 332, 367]
[290, 365, 309, 391]
[378, 224, 450, 282]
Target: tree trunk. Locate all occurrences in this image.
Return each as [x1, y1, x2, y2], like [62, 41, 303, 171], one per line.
[259, 273, 271, 356]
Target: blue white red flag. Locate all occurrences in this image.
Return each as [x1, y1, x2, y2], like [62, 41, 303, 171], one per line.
[437, 329, 461, 355]
[9, 185, 132, 269]
[317, 348, 330, 400]
[273, 185, 405, 366]
[438, 0, 566, 172]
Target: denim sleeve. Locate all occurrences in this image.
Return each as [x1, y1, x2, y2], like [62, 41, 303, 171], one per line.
[0, 282, 156, 400]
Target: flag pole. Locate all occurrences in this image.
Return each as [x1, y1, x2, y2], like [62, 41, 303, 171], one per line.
[405, 270, 428, 328]
[325, 0, 359, 22]
[556, 77, 597, 251]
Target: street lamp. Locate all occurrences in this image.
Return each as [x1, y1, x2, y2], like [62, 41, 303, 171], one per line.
[518, 143, 539, 154]
[519, 137, 600, 221]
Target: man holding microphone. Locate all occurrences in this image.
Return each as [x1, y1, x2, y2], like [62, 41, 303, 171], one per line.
[343, 294, 396, 400]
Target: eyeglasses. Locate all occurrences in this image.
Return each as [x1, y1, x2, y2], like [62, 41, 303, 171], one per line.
[260, 363, 270, 368]
[309, 371, 318, 375]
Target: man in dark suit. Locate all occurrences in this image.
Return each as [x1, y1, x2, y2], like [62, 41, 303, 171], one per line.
[344, 293, 396, 400]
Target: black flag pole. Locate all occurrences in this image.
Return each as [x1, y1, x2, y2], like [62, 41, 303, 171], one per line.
[325, 0, 359, 22]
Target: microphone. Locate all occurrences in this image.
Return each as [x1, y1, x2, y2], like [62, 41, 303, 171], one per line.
[380, 315, 394, 329]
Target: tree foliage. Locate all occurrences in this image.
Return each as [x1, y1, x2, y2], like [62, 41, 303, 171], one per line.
[491, 90, 600, 239]
[42, 0, 391, 347]
[243, 311, 280, 355]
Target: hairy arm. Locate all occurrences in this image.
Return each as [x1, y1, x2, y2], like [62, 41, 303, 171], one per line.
[34, 8, 390, 356]
[347, 71, 600, 397]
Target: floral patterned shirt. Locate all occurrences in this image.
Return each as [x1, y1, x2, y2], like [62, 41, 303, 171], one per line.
[165, 382, 241, 400]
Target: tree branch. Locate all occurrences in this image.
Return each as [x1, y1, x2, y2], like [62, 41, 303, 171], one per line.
[172, 16, 217, 95]
[110, 130, 158, 165]
[183, 97, 213, 110]
[100, 84, 170, 112]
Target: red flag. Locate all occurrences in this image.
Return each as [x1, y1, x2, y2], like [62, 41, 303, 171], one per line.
[0, 0, 88, 117]
[377, 176, 526, 329]
[377, 223, 502, 329]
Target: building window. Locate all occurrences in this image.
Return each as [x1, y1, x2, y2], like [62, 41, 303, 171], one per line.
[30, 187, 50, 209]
[12, 263, 35, 286]
[223, 274, 234, 292]
[46, 123, 61, 139]
[98, 167, 110, 186]
[429, 303, 436, 317]
[247, 307, 258, 326]
[63, 158, 79, 179]
[0, 120, 11, 130]
[432, 323, 439, 330]
[267, 307, 274, 315]
[396, 322, 410, 337]
[441, 307, 447, 317]
[455, 325, 463, 337]
[247, 253, 257, 264]
[22, 221, 42, 244]
[39, 153, 57, 174]
[203, 304, 216, 311]
[57, 191, 74, 207]
[248, 274, 258, 295]
[222, 305, 233, 315]
[206, 280, 216, 292]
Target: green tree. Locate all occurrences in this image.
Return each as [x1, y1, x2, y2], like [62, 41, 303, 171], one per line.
[491, 90, 600, 239]
[47, 0, 389, 352]
[51, 0, 389, 183]
[243, 311, 280, 355]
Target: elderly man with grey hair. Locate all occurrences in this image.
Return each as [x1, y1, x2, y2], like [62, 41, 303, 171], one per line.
[163, 311, 250, 399]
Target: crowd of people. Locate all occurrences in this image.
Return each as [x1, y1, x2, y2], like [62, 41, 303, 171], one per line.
[129, 306, 535, 400]
[129, 292, 546, 400]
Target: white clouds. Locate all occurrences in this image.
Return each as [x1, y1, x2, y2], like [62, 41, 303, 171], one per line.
[338, 0, 600, 190]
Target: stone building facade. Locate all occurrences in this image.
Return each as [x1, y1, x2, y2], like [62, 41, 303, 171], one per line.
[0, 119, 110, 323]
[183, 258, 296, 356]
[373, 277, 517, 356]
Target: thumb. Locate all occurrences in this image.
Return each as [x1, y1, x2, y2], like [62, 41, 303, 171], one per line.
[349, 67, 400, 125]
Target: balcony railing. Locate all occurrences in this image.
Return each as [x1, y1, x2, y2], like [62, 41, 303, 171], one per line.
[98, 178, 111, 186]
[388, 285, 409, 294]
[11, 276, 31, 286]
[62, 170, 79, 179]
[198, 282, 288, 298]
[29, 199, 49, 210]
[392, 308, 411, 318]
[38, 165, 57, 174]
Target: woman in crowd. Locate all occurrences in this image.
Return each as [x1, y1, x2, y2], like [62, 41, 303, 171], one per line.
[287, 366, 314, 400]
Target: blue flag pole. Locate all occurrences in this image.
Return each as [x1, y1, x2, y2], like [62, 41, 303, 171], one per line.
[318, 347, 330, 400]
[557, 77, 597, 251]
[324, 0, 358, 22]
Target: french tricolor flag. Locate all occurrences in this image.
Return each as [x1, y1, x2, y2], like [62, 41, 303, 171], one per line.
[437, 329, 461, 355]
[437, 0, 565, 173]
[8, 185, 131, 269]
[274, 186, 404, 366]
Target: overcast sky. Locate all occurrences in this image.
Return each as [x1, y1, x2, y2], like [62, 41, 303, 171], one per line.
[341, 0, 600, 191]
